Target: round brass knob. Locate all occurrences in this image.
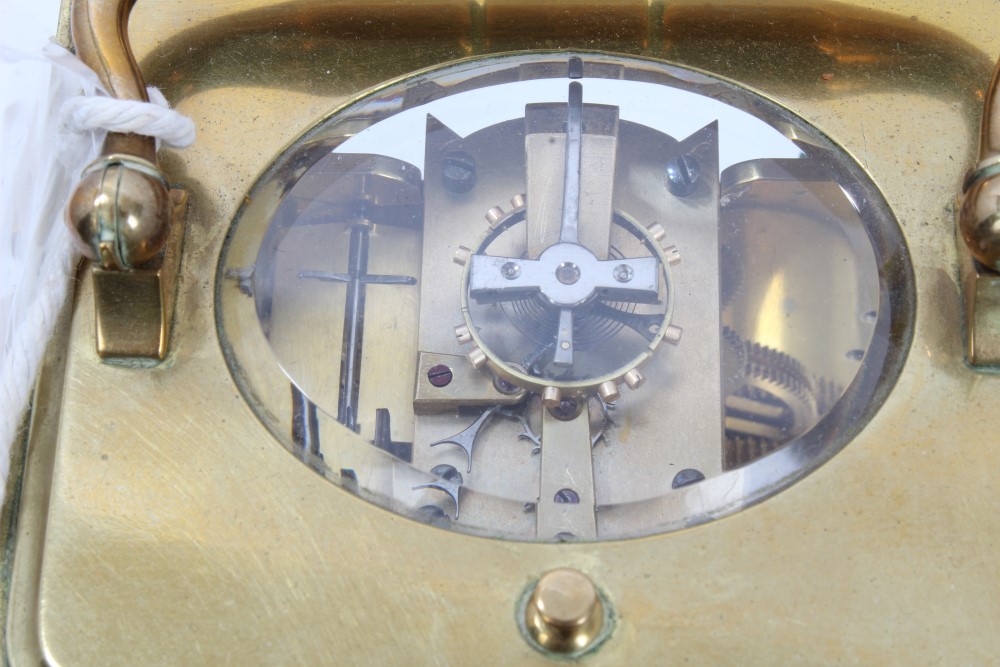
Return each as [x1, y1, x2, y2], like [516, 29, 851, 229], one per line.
[66, 155, 172, 270]
[524, 568, 604, 654]
[960, 172, 1000, 271]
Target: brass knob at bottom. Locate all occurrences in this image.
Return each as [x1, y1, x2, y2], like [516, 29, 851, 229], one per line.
[524, 569, 604, 654]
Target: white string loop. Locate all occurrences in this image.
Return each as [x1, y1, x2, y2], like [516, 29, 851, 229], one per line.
[60, 86, 196, 148]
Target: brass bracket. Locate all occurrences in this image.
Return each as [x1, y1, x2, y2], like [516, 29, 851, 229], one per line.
[413, 352, 525, 414]
[93, 189, 187, 361]
[957, 215, 1000, 366]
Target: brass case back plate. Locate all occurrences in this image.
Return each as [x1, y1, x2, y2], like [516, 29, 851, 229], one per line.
[7, 1, 1000, 665]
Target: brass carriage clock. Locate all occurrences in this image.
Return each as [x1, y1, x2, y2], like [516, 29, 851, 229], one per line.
[5, 0, 1000, 664]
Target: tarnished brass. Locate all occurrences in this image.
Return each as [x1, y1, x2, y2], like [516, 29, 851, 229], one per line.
[6, 1, 1000, 665]
[524, 569, 605, 654]
[93, 188, 186, 360]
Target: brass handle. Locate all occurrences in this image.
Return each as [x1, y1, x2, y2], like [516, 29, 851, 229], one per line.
[66, 0, 172, 270]
[960, 57, 1000, 271]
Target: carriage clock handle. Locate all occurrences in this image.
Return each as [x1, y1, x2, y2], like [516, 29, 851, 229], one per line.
[65, 0, 186, 360]
[961, 57, 1000, 271]
[66, 0, 173, 272]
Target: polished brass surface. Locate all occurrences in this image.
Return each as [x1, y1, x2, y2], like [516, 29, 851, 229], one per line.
[92, 188, 186, 359]
[524, 568, 605, 654]
[67, 154, 173, 270]
[7, 0, 1000, 665]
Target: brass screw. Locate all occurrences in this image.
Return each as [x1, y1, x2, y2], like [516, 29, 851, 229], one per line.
[441, 151, 477, 194]
[623, 369, 645, 390]
[466, 345, 488, 369]
[548, 396, 580, 421]
[541, 386, 562, 408]
[647, 222, 667, 242]
[486, 206, 505, 226]
[453, 246, 471, 266]
[524, 569, 604, 654]
[664, 244, 681, 266]
[666, 153, 700, 197]
[454, 324, 473, 344]
[597, 380, 620, 403]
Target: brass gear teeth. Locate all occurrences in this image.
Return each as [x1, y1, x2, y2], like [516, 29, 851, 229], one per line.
[722, 327, 834, 470]
[743, 339, 813, 404]
[724, 434, 780, 469]
[722, 325, 745, 359]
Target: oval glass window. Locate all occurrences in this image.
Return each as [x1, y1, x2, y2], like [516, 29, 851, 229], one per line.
[217, 52, 914, 541]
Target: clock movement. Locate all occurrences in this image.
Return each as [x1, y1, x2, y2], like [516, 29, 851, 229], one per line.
[217, 51, 908, 542]
[3, 0, 999, 664]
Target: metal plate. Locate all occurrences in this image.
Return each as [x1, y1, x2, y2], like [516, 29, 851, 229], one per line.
[5, 1, 1000, 664]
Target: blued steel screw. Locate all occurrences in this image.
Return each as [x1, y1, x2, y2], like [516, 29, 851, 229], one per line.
[427, 364, 454, 387]
[430, 463, 463, 483]
[442, 151, 477, 194]
[493, 375, 520, 395]
[554, 488, 580, 504]
[666, 153, 700, 197]
[671, 468, 706, 489]
[549, 396, 579, 420]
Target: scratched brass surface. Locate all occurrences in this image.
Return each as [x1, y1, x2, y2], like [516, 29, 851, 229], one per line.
[7, 0, 1000, 664]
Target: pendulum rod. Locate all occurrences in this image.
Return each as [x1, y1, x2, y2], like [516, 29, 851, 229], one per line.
[339, 224, 369, 431]
[299, 221, 417, 432]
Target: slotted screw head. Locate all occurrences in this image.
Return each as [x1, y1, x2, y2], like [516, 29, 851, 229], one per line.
[442, 151, 477, 194]
[666, 153, 700, 197]
[427, 364, 453, 387]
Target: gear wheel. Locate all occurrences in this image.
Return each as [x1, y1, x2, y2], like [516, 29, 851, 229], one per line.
[725, 434, 781, 469]
[722, 326, 826, 470]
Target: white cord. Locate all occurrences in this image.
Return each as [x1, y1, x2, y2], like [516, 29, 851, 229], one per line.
[61, 86, 196, 148]
[0, 227, 77, 483]
[0, 44, 195, 499]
